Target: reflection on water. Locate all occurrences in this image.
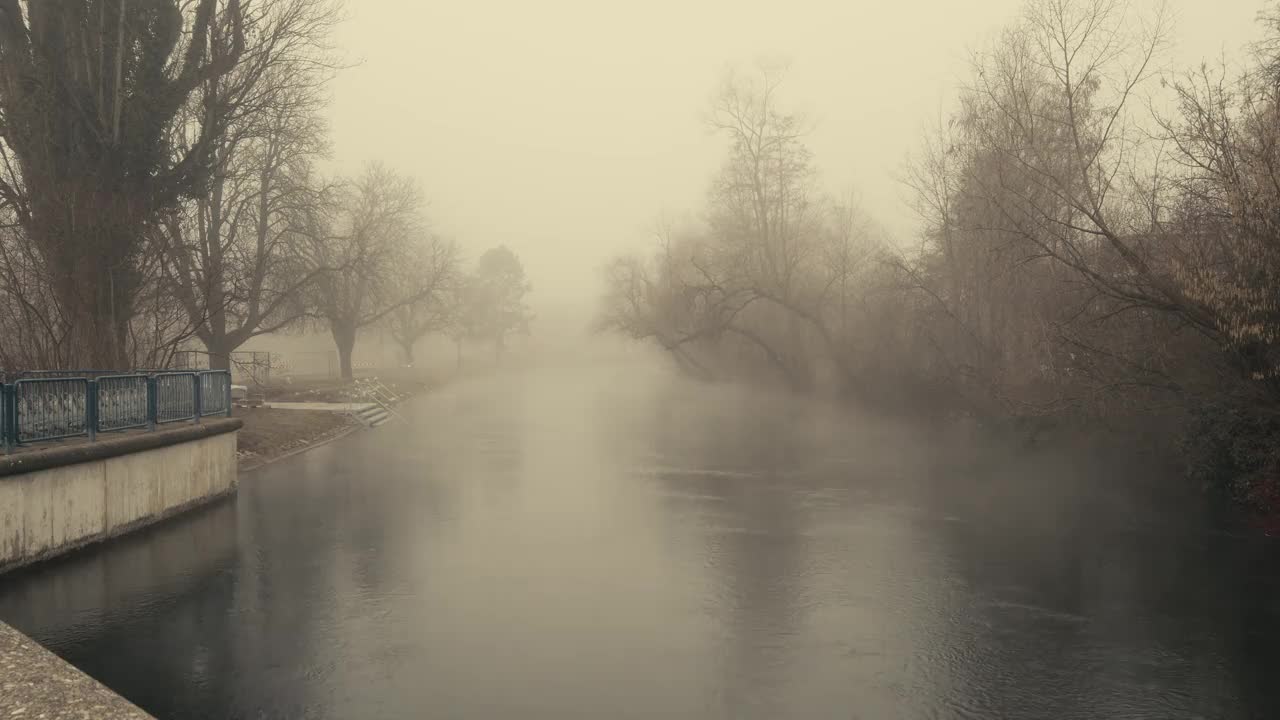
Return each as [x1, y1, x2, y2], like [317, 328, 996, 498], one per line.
[2, 363, 1280, 719]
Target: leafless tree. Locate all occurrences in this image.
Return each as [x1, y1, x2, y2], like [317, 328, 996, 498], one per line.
[600, 68, 889, 393]
[387, 236, 462, 365]
[303, 164, 434, 380]
[0, 0, 249, 368]
[468, 245, 534, 361]
[156, 0, 345, 370]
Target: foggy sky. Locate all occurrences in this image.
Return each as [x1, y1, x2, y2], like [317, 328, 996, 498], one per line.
[325, 0, 1264, 315]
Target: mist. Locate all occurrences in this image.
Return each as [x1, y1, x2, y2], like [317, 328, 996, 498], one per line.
[6, 1, 1280, 718]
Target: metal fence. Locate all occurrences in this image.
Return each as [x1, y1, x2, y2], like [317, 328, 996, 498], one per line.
[97, 375, 151, 433]
[0, 370, 233, 453]
[200, 372, 231, 416]
[156, 373, 200, 425]
[13, 378, 89, 444]
[171, 350, 279, 386]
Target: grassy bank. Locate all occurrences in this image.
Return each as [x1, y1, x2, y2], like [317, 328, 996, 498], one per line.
[234, 407, 357, 470]
[234, 371, 435, 470]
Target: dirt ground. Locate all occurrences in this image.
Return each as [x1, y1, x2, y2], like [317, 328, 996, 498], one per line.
[235, 371, 432, 469]
[234, 406, 356, 468]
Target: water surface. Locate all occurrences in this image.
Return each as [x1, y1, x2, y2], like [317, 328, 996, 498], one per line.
[2, 363, 1279, 719]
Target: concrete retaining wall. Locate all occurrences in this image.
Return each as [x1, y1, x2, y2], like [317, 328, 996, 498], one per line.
[0, 419, 241, 573]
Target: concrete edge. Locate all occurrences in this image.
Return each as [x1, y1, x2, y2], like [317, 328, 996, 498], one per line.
[0, 418, 242, 479]
[0, 621, 154, 719]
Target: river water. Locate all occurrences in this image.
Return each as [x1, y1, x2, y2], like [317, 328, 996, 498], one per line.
[2, 362, 1280, 719]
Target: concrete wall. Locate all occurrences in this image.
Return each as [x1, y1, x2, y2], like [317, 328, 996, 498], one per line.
[0, 420, 240, 573]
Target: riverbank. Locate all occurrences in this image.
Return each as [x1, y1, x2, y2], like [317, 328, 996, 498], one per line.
[235, 407, 358, 471]
[235, 373, 431, 472]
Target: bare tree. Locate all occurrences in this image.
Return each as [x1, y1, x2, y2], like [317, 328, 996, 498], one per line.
[387, 236, 461, 365]
[157, 0, 344, 370]
[962, 0, 1211, 332]
[707, 63, 818, 300]
[0, 215, 72, 370]
[595, 1, 1280, 499]
[469, 245, 534, 361]
[1162, 36, 1280, 392]
[441, 274, 478, 371]
[599, 68, 886, 393]
[304, 164, 432, 380]
[898, 0, 1215, 420]
[0, 0, 248, 368]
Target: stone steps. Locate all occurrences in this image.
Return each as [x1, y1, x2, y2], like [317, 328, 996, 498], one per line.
[353, 404, 391, 428]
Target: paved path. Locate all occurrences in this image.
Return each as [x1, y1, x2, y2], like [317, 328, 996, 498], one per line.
[260, 401, 377, 412]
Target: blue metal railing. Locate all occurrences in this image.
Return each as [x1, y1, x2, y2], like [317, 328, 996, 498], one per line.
[13, 378, 89, 444]
[96, 375, 151, 433]
[155, 372, 198, 424]
[200, 372, 231, 416]
[0, 370, 233, 453]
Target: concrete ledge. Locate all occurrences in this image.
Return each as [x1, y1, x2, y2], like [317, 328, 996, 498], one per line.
[0, 418, 242, 479]
[0, 621, 153, 718]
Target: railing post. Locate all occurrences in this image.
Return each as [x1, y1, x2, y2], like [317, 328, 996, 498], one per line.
[7, 383, 18, 451]
[2, 384, 12, 454]
[192, 373, 202, 423]
[86, 380, 98, 442]
[224, 371, 233, 417]
[146, 376, 157, 432]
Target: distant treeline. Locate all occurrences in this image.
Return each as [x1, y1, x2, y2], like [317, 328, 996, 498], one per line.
[598, 0, 1280, 506]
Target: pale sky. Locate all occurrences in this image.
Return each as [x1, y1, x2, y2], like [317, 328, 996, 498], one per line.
[324, 0, 1266, 314]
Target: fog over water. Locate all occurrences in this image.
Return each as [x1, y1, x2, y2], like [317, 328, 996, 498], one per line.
[3, 361, 1280, 719]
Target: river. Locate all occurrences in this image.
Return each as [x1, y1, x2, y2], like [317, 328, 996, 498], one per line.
[2, 362, 1280, 719]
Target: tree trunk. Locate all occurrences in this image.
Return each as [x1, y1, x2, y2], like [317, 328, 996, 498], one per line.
[203, 188, 231, 373]
[57, 253, 136, 370]
[32, 173, 145, 370]
[399, 341, 415, 366]
[339, 344, 354, 381]
[66, 284, 133, 369]
[207, 347, 232, 371]
[204, 305, 233, 371]
[332, 323, 357, 381]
